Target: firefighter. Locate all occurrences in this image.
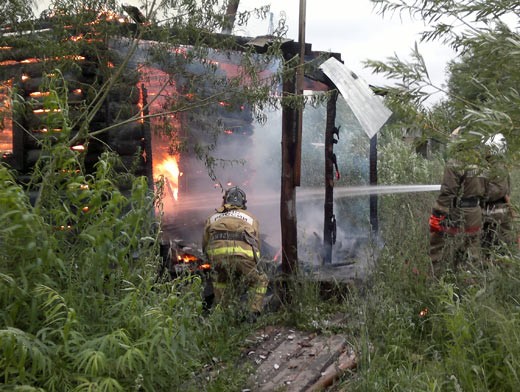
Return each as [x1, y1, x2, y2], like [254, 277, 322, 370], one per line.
[202, 186, 268, 319]
[429, 128, 487, 277]
[481, 133, 515, 255]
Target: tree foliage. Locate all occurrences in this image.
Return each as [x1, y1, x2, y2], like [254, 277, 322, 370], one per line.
[0, 0, 36, 28]
[0, 1, 289, 390]
[367, 0, 520, 160]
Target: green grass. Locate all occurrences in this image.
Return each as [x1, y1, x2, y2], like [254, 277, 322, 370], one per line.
[2, 118, 519, 391]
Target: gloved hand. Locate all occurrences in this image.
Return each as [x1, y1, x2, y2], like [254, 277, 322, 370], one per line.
[429, 210, 447, 232]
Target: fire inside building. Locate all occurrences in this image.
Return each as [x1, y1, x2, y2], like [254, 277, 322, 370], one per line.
[0, 8, 388, 276]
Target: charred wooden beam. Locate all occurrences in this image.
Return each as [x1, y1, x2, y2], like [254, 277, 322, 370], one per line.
[323, 88, 338, 264]
[280, 61, 298, 275]
[369, 135, 378, 234]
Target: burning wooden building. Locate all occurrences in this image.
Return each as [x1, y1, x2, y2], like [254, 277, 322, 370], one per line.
[0, 9, 267, 208]
[1, 6, 388, 274]
[0, 12, 152, 200]
[0, 9, 298, 254]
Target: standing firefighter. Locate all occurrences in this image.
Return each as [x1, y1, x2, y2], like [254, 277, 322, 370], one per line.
[203, 186, 268, 318]
[482, 133, 515, 255]
[429, 129, 487, 277]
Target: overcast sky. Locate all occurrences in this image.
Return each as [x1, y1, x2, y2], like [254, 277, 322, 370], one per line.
[34, 0, 457, 102]
[237, 0, 456, 103]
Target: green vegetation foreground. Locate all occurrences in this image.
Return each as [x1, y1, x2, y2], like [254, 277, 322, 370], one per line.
[1, 127, 519, 392]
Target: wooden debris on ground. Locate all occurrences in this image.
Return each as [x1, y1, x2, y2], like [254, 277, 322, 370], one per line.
[242, 326, 357, 391]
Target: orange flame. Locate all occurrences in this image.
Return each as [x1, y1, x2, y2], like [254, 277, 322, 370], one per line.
[70, 34, 84, 42]
[156, 156, 180, 201]
[178, 253, 199, 263]
[0, 80, 13, 154]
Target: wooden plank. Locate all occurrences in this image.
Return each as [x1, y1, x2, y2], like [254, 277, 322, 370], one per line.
[246, 329, 347, 392]
[282, 334, 346, 391]
[250, 330, 311, 390]
[307, 349, 357, 391]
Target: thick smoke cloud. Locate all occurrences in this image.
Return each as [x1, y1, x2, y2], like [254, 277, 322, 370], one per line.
[156, 50, 374, 265]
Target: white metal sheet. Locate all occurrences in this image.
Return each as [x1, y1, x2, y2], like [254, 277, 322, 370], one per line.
[319, 57, 392, 138]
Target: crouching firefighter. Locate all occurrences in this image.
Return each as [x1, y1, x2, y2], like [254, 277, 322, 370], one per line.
[203, 186, 268, 318]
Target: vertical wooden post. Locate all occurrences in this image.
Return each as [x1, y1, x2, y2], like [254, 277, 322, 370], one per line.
[323, 89, 337, 264]
[294, 0, 306, 186]
[280, 64, 298, 275]
[221, 0, 240, 34]
[369, 134, 378, 234]
[140, 83, 154, 192]
[279, 0, 306, 276]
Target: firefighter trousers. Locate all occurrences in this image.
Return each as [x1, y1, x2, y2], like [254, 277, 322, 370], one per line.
[212, 255, 269, 314]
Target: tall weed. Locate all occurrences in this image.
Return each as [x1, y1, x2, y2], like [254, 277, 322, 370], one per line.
[0, 119, 246, 391]
[340, 129, 520, 391]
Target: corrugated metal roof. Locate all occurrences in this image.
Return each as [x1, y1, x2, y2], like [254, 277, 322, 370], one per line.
[320, 57, 392, 138]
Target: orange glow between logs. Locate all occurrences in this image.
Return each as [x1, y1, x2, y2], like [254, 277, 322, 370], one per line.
[35, 127, 62, 133]
[30, 91, 50, 98]
[71, 145, 85, 151]
[33, 108, 61, 114]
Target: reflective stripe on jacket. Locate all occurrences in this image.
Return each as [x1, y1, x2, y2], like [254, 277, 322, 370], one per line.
[203, 205, 260, 262]
[206, 244, 257, 259]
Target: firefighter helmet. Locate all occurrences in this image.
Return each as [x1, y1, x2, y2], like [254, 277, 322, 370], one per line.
[485, 133, 507, 154]
[223, 186, 247, 209]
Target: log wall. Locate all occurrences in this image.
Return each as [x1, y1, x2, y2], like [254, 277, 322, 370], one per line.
[0, 41, 152, 195]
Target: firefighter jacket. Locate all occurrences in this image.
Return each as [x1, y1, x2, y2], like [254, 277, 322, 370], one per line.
[203, 204, 261, 262]
[482, 158, 514, 247]
[485, 159, 510, 205]
[432, 158, 487, 232]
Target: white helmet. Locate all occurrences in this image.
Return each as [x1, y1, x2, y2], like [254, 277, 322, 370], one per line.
[485, 133, 507, 154]
[450, 126, 463, 139]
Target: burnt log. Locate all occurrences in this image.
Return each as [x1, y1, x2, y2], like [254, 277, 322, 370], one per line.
[106, 101, 140, 122]
[25, 148, 44, 167]
[107, 84, 140, 104]
[107, 122, 144, 141]
[107, 138, 142, 156]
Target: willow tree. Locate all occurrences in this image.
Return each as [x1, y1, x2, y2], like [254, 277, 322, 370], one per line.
[366, 0, 520, 158]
